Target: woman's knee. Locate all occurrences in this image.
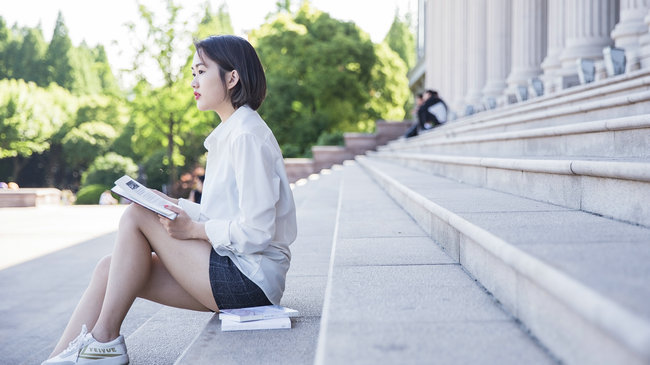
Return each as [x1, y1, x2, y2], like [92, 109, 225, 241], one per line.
[92, 255, 112, 285]
[119, 203, 150, 228]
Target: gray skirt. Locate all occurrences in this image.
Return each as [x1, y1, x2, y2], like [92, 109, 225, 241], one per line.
[208, 249, 271, 310]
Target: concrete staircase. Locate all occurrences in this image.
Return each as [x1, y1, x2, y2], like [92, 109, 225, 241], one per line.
[355, 69, 650, 364]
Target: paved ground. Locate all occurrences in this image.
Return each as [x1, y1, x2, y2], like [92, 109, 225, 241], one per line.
[0, 204, 163, 365]
[0, 205, 127, 270]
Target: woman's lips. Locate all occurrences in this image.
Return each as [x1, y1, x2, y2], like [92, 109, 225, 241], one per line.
[194, 92, 201, 100]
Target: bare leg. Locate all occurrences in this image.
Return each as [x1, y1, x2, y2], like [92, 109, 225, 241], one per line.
[48, 204, 218, 357]
[49, 256, 111, 356]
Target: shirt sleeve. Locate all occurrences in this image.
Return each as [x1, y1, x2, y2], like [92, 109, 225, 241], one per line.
[204, 133, 280, 255]
[178, 198, 201, 221]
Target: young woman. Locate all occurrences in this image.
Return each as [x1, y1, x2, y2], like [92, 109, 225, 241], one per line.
[43, 35, 297, 365]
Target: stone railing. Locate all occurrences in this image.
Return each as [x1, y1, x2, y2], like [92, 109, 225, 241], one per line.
[285, 120, 412, 182]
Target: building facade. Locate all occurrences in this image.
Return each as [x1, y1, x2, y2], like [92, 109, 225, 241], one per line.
[410, 0, 650, 119]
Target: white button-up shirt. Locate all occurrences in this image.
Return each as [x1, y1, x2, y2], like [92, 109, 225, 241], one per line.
[178, 105, 297, 305]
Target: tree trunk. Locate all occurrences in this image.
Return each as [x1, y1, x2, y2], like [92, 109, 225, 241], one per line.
[12, 156, 27, 184]
[167, 115, 176, 191]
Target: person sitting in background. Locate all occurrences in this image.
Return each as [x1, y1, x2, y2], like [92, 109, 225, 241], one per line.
[189, 174, 204, 203]
[405, 89, 448, 138]
[417, 89, 447, 131]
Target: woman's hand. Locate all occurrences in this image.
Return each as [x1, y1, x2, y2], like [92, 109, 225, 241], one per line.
[152, 190, 179, 205]
[158, 205, 206, 241]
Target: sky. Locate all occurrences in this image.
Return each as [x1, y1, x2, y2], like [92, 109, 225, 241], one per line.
[1, 0, 415, 87]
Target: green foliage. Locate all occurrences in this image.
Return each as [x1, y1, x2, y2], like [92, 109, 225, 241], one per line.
[74, 184, 111, 205]
[250, 3, 410, 156]
[141, 149, 170, 191]
[0, 79, 73, 159]
[250, 4, 376, 156]
[62, 121, 118, 169]
[127, 1, 234, 188]
[366, 42, 410, 122]
[110, 120, 138, 161]
[81, 152, 138, 187]
[46, 12, 74, 90]
[383, 12, 416, 70]
[0, 13, 119, 95]
[316, 131, 344, 146]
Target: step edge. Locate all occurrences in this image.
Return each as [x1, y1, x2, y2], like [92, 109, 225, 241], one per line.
[376, 152, 650, 182]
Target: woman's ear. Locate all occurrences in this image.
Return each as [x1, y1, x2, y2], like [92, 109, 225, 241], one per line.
[227, 70, 239, 90]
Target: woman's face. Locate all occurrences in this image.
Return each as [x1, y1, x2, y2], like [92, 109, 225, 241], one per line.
[191, 50, 229, 112]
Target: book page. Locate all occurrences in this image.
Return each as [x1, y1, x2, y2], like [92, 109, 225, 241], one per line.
[113, 176, 179, 220]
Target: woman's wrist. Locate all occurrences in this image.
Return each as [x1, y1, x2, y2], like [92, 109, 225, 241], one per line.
[193, 222, 208, 241]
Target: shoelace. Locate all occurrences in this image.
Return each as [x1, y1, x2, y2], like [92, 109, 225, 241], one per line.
[62, 324, 89, 355]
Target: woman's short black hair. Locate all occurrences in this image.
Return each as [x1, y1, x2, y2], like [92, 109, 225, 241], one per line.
[194, 35, 266, 110]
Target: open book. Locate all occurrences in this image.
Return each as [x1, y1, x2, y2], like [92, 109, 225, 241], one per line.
[111, 175, 179, 220]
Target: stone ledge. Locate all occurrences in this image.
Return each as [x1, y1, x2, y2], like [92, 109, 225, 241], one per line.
[377, 152, 650, 182]
[389, 114, 650, 150]
[0, 188, 61, 207]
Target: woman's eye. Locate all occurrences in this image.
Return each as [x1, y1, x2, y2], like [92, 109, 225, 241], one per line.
[198, 70, 205, 74]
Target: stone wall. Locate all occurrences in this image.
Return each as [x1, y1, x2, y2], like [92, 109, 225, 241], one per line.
[284, 120, 412, 183]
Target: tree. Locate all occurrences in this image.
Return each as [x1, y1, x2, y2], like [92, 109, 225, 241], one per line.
[45, 12, 74, 90]
[0, 79, 74, 181]
[366, 42, 410, 122]
[61, 121, 118, 170]
[127, 1, 235, 191]
[250, 2, 409, 156]
[250, 3, 376, 156]
[126, 0, 190, 190]
[383, 10, 415, 70]
[11, 26, 48, 86]
[91, 45, 121, 96]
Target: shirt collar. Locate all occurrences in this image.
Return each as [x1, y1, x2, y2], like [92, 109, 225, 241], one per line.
[204, 105, 253, 150]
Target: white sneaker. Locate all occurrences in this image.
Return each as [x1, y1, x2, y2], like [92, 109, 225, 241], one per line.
[42, 325, 129, 365]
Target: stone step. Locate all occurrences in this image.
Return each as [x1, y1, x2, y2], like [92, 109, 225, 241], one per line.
[369, 151, 650, 227]
[405, 83, 650, 141]
[465, 69, 650, 127]
[175, 167, 344, 365]
[125, 306, 212, 365]
[357, 156, 650, 365]
[381, 114, 650, 159]
[315, 162, 556, 365]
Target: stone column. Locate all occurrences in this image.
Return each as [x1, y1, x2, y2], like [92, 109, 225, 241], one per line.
[611, 0, 650, 70]
[425, 0, 443, 91]
[482, 0, 512, 106]
[439, 0, 453, 104]
[505, 0, 547, 102]
[640, 10, 650, 68]
[464, 0, 487, 110]
[451, 0, 468, 115]
[558, 0, 617, 88]
[541, 0, 565, 93]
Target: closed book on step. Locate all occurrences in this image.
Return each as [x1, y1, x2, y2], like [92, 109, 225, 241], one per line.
[221, 316, 291, 332]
